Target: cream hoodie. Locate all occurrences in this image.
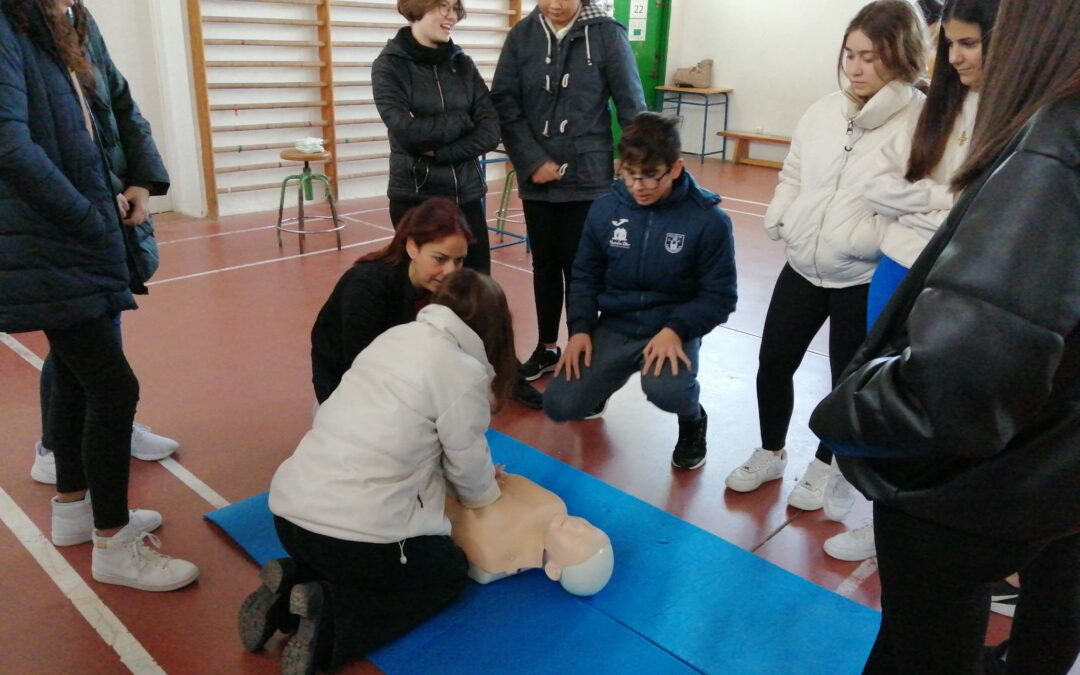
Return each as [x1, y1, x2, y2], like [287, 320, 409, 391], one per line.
[269, 304, 501, 544]
[764, 81, 925, 287]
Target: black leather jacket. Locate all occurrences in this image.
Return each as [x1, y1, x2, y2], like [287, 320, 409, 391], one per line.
[372, 29, 499, 205]
[810, 91, 1080, 543]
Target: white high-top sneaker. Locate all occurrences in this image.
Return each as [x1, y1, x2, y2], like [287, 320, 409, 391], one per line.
[92, 523, 199, 592]
[51, 495, 163, 547]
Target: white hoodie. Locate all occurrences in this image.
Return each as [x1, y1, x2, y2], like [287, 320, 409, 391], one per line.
[269, 304, 501, 544]
[764, 81, 925, 287]
[864, 91, 980, 267]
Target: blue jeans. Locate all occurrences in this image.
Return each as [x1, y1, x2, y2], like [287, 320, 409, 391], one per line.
[866, 255, 909, 331]
[544, 323, 702, 421]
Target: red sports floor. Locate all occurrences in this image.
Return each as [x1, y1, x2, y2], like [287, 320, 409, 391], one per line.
[0, 160, 1019, 673]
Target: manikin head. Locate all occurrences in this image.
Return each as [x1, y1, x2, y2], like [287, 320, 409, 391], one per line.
[541, 514, 614, 596]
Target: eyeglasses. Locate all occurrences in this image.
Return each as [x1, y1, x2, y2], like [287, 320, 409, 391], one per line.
[618, 167, 671, 189]
[437, 2, 463, 17]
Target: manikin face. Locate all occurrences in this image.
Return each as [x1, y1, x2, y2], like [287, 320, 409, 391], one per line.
[843, 29, 892, 99]
[944, 19, 985, 91]
[406, 234, 467, 292]
[542, 514, 607, 570]
[538, 0, 582, 30]
[619, 160, 684, 207]
[412, 2, 461, 47]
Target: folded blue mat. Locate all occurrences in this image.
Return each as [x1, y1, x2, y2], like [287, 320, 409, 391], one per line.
[206, 430, 880, 674]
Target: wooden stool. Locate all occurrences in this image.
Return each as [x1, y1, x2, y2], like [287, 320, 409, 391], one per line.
[275, 149, 343, 253]
[715, 131, 791, 169]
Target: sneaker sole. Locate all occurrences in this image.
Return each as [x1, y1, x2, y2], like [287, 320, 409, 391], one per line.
[92, 569, 199, 592]
[787, 491, 825, 511]
[239, 586, 279, 652]
[31, 466, 57, 485]
[724, 470, 785, 493]
[823, 541, 876, 562]
[52, 531, 93, 547]
[521, 363, 557, 382]
[282, 584, 324, 675]
[130, 446, 178, 462]
[671, 456, 706, 471]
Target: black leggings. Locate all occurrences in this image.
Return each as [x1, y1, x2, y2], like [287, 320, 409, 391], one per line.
[756, 264, 868, 462]
[521, 199, 593, 345]
[274, 516, 469, 670]
[390, 197, 490, 274]
[43, 314, 139, 529]
[867, 505, 1080, 674]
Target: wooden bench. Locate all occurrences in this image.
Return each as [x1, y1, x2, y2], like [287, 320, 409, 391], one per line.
[716, 131, 791, 169]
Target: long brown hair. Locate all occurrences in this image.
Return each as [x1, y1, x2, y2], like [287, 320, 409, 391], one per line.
[953, 0, 1080, 189]
[837, 0, 927, 105]
[431, 269, 517, 411]
[906, 0, 1000, 181]
[3, 0, 94, 88]
[357, 197, 474, 266]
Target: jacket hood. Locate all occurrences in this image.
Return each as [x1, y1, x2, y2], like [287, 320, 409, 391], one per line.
[383, 26, 463, 64]
[844, 80, 920, 131]
[612, 169, 721, 211]
[529, 1, 613, 29]
[416, 304, 494, 379]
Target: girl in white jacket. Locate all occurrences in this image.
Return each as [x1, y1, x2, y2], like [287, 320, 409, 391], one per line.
[823, 0, 1000, 563]
[725, 1, 927, 508]
[248, 269, 517, 674]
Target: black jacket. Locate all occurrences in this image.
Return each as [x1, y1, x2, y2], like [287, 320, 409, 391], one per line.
[810, 91, 1080, 543]
[310, 260, 424, 403]
[372, 29, 499, 205]
[0, 7, 135, 333]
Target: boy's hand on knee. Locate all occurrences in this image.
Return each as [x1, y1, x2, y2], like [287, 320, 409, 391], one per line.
[642, 328, 692, 377]
[556, 333, 592, 380]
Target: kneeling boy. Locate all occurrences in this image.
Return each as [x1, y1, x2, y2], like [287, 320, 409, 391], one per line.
[543, 112, 737, 470]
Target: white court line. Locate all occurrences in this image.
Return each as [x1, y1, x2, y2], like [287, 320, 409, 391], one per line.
[147, 235, 393, 287]
[1, 332, 44, 369]
[158, 224, 275, 246]
[0, 486, 165, 674]
[724, 208, 766, 219]
[719, 194, 771, 207]
[159, 458, 230, 510]
[836, 558, 879, 598]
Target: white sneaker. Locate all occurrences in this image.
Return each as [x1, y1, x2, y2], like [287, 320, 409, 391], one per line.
[92, 524, 199, 592]
[725, 448, 787, 492]
[31, 441, 56, 485]
[787, 458, 835, 511]
[824, 522, 876, 561]
[52, 494, 163, 547]
[30, 424, 178, 484]
[130, 423, 179, 461]
[823, 471, 856, 522]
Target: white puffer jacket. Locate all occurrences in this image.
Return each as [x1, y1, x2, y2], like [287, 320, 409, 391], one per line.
[864, 92, 979, 268]
[764, 81, 925, 287]
[269, 304, 501, 544]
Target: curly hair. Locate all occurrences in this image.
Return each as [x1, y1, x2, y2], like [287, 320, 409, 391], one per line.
[3, 0, 94, 88]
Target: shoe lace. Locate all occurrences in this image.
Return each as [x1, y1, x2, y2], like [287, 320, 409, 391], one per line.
[131, 532, 173, 569]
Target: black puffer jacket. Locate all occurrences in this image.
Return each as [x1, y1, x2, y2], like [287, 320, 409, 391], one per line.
[810, 91, 1080, 544]
[372, 29, 499, 205]
[0, 6, 135, 333]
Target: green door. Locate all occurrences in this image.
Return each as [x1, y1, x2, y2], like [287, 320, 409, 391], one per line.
[612, 0, 671, 111]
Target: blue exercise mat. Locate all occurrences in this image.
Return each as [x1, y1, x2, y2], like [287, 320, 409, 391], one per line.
[206, 430, 880, 674]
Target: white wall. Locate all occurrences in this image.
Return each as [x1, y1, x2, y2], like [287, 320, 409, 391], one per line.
[84, 0, 205, 216]
[667, 0, 868, 161]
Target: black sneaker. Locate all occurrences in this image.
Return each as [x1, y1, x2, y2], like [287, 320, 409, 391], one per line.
[512, 376, 544, 409]
[671, 406, 708, 470]
[282, 582, 331, 675]
[990, 579, 1019, 617]
[519, 345, 561, 381]
[238, 557, 300, 652]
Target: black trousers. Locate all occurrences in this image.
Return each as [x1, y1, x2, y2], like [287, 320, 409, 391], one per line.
[43, 314, 139, 529]
[757, 264, 868, 462]
[867, 504, 1080, 675]
[521, 199, 593, 345]
[389, 197, 490, 274]
[274, 516, 469, 670]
